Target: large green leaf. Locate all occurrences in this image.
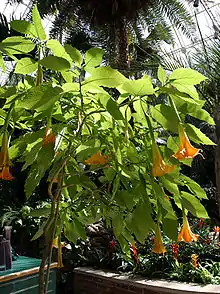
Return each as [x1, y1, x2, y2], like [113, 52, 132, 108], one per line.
[99, 94, 124, 120]
[10, 20, 37, 37]
[31, 220, 48, 241]
[25, 144, 55, 198]
[150, 104, 179, 133]
[64, 221, 79, 243]
[128, 200, 154, 243]
[0, 37, 35, 55]
[15, 57, 38, 74]
[181, 192, 209, 218]
[180, 175, 208, 200]
[17, 84, 62, 111]
[162, 212, 178, 241]
[64, 44, 82, 67]
[119, 75, 154, 96]
[169, 68, 207, 85]
[158, 65, 167, 86]
[29, 207, 51, 217]
[39, 56, 71, 71]
[84, 47, 104, 72]
[47, 39, 72, 64]
[186, 123, 215, 145]
[83, 67, 127, 87]
[171, 95, 214, 125]
[32, 5, 47, 40]
[170, 83, 199, 99]
[112, 214, 123, 237]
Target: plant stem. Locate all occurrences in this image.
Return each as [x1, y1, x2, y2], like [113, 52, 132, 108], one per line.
[169, 97, 182, 123]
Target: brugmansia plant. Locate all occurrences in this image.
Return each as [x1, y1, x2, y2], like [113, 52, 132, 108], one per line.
[0, 5, 215, 294]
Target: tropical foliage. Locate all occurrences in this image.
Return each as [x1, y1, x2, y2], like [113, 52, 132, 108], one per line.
[0, 5, 215, 293]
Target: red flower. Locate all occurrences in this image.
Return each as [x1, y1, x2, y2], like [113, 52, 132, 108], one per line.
[197, 218, 205, 229]
[171, 243, 179, 260]
[130, 243, 139, 264]
[214, 226, 220, 233]
[109, 240, 116, 249]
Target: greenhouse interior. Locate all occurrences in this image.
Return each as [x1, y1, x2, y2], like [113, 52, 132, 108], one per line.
[0, 0, 220, 293]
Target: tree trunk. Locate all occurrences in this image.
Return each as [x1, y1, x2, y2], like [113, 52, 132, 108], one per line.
[110, 18, 129, 73]
[214, 104, 220, 218]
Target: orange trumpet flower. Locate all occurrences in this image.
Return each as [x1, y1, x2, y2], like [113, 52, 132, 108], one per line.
[178, 214, 199, 243]
[152, 223, 167, 254]
[173, 124, 200, 160]
[43, 128, 56, 147]
[85, 151, 108, 165]
[0, 133, 13, 180]
[152, 141, 176, 177]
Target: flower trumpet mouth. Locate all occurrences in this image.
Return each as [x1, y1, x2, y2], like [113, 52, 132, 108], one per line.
[178, 214, 199, 243]
[0, 133, 14, 180]
[172, 124, 200, 160]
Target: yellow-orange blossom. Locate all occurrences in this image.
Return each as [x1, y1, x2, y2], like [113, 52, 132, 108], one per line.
[152, 141, 175, 177]
[0, 133, 13, 180]
[173, 124, 200, 160]
[178, 214, 199, 242]
[152, 223, 167, 254]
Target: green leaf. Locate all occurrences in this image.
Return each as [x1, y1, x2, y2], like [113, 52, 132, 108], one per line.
[17, 84, 62, 111]
[171, 95, 214, 125]
[25, 144, 55, 198]
[0, 53, 6, 72]
[32, 5, 47, 40]
[39, 56, 71, 71]
[119, 75, 154, 96]
[128, 200, 154, 243]
[171, 83, 199, 99]
[84, 47, 104, 71]
[99, 94, 124, 120]
[162, 213, 178, 241]
[47, 39, 72, 64]
[74, 218, 86, 240]
[112, 214, 123, 237]
[0, 37, 35, 55]
[169, 68, 207, 85]
[64, 44, 82, 67]
[160, 177, 179, 196]
[158, 65, 167, 86]
[180, 175, 208, 200]
[31, 220, 47, 241]
[10, 20, 37, 37]
[29, 207, 51, 217]
[150, 104, 179, 133]
[64, 221, 78, 243]
[181, 192, 209, 218]
[15, 57, 38, 74]
[152, 182, 174, 213]
[83, 67, 126, 87]
[186, 123, 216, 145]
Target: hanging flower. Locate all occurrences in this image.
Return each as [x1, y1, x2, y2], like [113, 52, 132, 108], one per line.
[173, 124, 200, 160]
[130, 243, 139, 264]
[171, 243, 179, 260]
[191, 254, 199, 269]
[152, 224, 167, 254]
[178, 214, 199, 243]
[43, 128, 56, 147]
[152, 141, 176, 177]
[85, 151, 108, 165]
[52, 237, 65, 269]
[0, 133, 14, 180]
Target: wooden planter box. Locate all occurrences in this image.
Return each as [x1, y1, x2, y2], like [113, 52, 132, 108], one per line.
[0, 256, 57, 294]
[73, 267, 220, 294]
